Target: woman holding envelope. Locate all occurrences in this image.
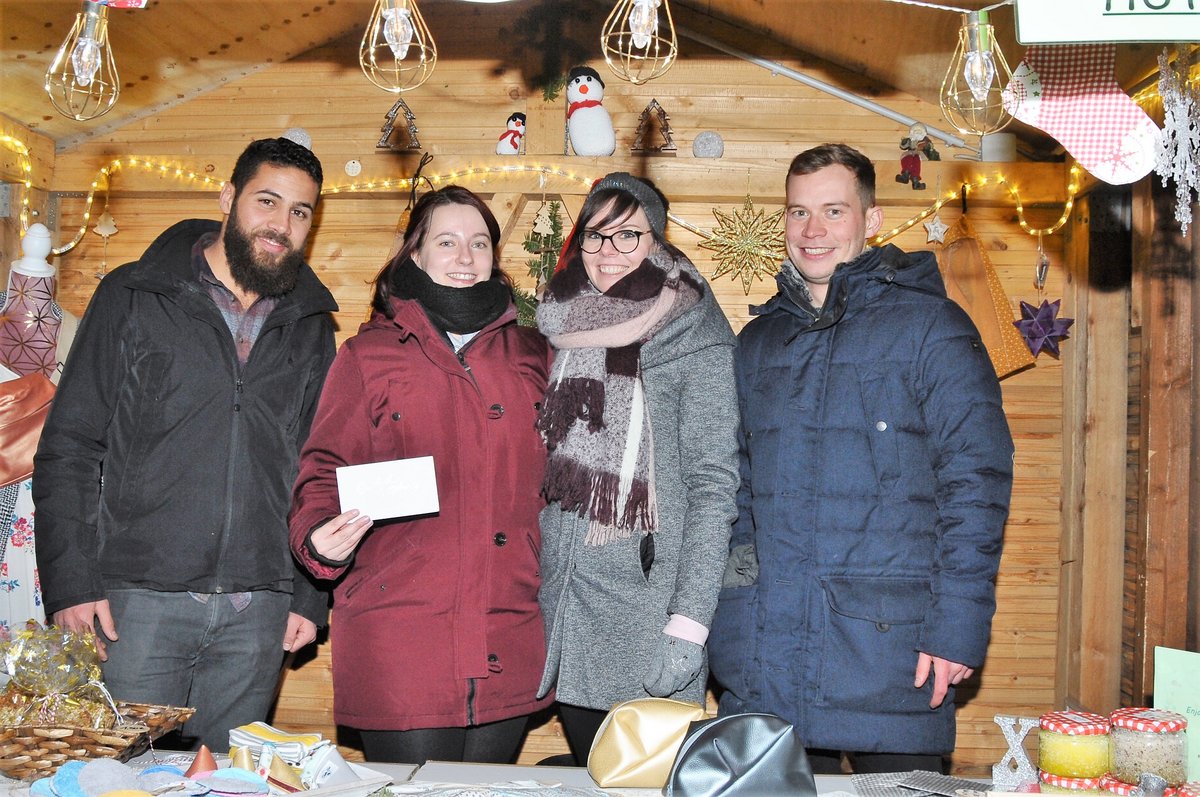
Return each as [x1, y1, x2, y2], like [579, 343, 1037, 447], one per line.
[534, 173, 740, 764]
[289, 186, 551, 764]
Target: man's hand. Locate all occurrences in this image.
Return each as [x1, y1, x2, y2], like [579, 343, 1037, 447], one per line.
[282, 613, 317, 652]
[52, 601, 117, 661]
[914, 652, 974, 709]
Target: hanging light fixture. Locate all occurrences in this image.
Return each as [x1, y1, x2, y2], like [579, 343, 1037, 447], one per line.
[45, 0, 120, 121]
[601, 0, 678, 85]
[939, 10, 1013, 137]
[360, 0, 437, 93]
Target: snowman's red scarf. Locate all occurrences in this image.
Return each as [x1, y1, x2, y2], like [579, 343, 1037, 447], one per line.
[536, 250, 701, 545]
[498, 129, 521, 147]
[567, 99, 602, 118]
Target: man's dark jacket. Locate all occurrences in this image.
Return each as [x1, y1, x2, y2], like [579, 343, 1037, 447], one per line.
[33, 219, 337, 624]
[709, 244, 1013, 755]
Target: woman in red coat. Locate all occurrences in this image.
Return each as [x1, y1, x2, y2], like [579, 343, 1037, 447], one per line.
[289, 186, 551, 764]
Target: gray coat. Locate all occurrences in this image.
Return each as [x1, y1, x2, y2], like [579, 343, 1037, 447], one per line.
[538, 263, 739, 710]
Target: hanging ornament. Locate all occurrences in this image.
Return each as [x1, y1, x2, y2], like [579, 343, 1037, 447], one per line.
[1153, 46, 1200, 235]
[1014, 299, 1074, 358]
[523, 198, 565, 293]
[92, 206, 117, 280]
[1014, 234, 1072, 358]
[700, 196, 786, 295]
[1034, 234, 1050, 292]
[924, 213, 949, 244]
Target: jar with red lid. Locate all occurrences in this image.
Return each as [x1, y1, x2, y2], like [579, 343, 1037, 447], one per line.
[1040, 772, 1105, 794]
[1039, 710, 1112, 778]
[1100, 775, 1177, 797]
[1109, 708, 1188, 787]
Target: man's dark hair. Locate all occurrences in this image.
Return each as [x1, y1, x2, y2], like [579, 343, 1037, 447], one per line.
[229, 137, 324, 196]
[788, 143, 876, 209]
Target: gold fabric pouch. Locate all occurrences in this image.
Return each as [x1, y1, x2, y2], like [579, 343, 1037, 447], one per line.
[587, 697, 708, 788]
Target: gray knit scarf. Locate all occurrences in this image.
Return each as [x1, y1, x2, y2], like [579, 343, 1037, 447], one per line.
[536, 249, 701, 545]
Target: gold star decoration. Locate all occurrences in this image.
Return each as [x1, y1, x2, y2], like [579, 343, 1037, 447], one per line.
[699, 196, 786, 294]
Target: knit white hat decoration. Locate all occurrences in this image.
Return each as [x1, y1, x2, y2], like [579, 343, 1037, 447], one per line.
[1003, 44, 1160, 185]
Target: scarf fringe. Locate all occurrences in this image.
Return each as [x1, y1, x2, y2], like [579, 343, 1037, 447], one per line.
[537, 377, 605, 449]
[542, 459, 657, 543]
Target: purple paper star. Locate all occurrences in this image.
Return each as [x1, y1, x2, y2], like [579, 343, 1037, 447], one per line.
[1014, 299, 1074, 357]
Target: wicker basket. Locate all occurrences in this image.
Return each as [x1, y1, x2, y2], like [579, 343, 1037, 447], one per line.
[0, 701, 195, 781]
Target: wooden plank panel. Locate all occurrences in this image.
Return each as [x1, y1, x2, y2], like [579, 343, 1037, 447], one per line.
[43, 42, 1067, 775]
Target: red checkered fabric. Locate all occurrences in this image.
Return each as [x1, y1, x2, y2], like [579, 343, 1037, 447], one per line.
[1004, 44, 1159, 184]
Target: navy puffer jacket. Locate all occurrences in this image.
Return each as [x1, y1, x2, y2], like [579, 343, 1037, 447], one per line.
[708, 244, 1013, 755]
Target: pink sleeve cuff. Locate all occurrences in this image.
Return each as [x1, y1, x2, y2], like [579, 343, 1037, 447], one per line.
[664, 613, 709, 646]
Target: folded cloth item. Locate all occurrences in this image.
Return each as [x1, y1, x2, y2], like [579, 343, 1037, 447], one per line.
[227, 722, 329, 765]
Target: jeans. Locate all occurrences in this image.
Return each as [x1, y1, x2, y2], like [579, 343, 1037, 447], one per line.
[100, 588, 291, 752]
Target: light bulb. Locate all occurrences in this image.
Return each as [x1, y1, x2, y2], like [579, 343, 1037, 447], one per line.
[44, 0, 120, 121]
[70, 37, 101, 87]
[629, 0, 660, 50]
[963, 50, 995, 103]
[360, 0, 437, 92]
[939, 10, 1012, 137]
[382, 6, 414, 60]
[601, 0, 677, 84]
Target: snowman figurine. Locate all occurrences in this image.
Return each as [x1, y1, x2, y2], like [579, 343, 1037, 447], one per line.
[496, 112, 526, 156]
[566, 66, 615, 157]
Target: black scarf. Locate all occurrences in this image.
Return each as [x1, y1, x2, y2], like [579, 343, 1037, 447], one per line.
[389, 259, 511, 333]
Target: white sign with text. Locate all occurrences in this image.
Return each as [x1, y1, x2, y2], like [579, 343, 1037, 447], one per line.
[1015, 0, 1200, 43]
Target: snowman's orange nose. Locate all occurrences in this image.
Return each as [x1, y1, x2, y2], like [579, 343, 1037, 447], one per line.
[579, 85, 589, 95]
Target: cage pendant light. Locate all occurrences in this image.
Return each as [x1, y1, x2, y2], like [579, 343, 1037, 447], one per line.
[939, 10, 1013, 137]
[45, 0, 120, 121]
[360, 0, 437, 93]
[601, 0, 678, 85]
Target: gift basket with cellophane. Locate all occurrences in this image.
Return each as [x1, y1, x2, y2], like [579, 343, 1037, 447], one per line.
[0, 622, 195, 780]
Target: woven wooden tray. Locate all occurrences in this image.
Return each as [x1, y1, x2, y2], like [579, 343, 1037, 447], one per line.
[0, 701, 195, 781]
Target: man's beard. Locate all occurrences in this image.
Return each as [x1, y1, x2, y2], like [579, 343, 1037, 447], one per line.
[223, 204, 306, 298]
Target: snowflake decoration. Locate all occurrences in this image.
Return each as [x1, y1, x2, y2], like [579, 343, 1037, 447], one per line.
[1154, 47, 1200, 235]
[700, 196, 786, 294]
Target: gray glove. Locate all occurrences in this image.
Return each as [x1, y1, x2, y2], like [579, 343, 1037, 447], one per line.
[643, 633, 704, 697]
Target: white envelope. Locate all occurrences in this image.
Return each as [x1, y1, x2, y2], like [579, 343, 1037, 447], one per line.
[335, 456, 440, 521]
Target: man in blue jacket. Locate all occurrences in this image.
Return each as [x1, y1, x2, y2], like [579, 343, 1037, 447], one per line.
[34, 136, 337, 750]
[708, 143, 1013, 773]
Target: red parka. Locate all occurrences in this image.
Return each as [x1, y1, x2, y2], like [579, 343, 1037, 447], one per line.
[289, 297, 552, 731]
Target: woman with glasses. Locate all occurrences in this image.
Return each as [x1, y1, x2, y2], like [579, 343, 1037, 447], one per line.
[534, 172, 739, 764]
[289, 186, 552, 765]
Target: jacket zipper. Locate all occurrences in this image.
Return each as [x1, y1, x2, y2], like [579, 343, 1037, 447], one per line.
[213, 366, 243, 592]
[466, 677, 476, 725]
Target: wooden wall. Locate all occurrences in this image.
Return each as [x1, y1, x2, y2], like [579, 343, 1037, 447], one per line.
[22, 2, 1072, 776]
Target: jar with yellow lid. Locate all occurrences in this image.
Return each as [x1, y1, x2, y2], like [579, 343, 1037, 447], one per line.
[1039, 710, 1112, 779]
[1109, 708, 1188, 787]
[1040, 772, 1106, 795]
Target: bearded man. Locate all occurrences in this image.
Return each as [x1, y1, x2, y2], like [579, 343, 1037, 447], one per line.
[34, 137, 337, 751]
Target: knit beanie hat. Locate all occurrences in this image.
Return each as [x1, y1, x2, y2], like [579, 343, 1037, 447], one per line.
[591, 172, 668, 236]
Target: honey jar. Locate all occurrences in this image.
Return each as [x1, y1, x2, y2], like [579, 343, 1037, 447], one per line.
[1039, 710, 1112, 779]
[1109, 708, 1188, 787]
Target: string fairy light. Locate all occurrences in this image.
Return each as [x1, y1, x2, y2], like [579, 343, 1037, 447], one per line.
[3, 133, 1080, 259]
[0, 135, 35, 233]
[871, 164, 1081, 245]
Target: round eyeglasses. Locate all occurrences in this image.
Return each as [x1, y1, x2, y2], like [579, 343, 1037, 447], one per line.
[579, 229, 651, 254]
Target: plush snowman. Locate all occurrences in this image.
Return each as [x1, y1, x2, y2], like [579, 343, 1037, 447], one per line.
[566, 66, 615, 157]
[496, 112, 526, 156]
